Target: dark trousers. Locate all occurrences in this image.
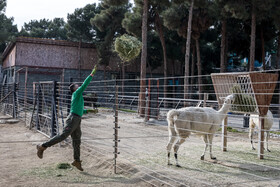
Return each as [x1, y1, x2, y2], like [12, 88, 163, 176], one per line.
[42, 113, 82, 161]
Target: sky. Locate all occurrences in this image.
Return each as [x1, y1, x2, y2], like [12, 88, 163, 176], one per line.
[6, 0, 100, 30]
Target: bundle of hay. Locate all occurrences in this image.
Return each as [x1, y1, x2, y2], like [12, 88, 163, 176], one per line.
[230, 85, 256, 113]
[114, 34, 142, 63]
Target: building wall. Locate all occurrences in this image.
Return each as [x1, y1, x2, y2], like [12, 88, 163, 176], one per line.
[14, 42, 98, 70]
[3, 46, 16, 68]
[16, 66, 104, 85]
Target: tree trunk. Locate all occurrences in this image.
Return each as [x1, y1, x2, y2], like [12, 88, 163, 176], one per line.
[196, 39, 202, 100]
[191, 45, 195, 98]
[277, 33, 280, 69]
[225, 30, 228, 70]
[155, 12, 168, 108]
[122, 63, 125, 95]
[139, 0, 148, 117]
[277, 34, 280, 121]
[261, 25, 265, 70]
[249, 4, 256, 72]
[103, 67, 107, 91]
[147, 61, 153, 78]
[172, 60, 176, 98]
[184, 0, 194, 105]
[220, 19, 227, 73]
[172, 60, 176, 107]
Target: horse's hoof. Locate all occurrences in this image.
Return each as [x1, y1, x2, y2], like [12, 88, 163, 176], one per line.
[252, 147, 256, 150]
[266, 149, 271, 152]
[200, 156, 204, 160]
[176, 164, 181, 168]
[168, 163, 172, 166]
[211, 157, 217, 160]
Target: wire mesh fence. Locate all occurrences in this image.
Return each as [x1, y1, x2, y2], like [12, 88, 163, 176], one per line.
[1, 69, 280, 186]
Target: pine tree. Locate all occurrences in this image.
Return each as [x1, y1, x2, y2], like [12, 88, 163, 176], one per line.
[0, 0, 18, 59]
[224, 0, 274, 71]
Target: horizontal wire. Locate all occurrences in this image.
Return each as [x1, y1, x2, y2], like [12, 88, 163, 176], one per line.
[117, 129, 280, 173]
[82, 141, 176, 187]
[119, 137, 255, 185]
[119, 139, 269, 186]
[3, 70, 280, 186]
[119, 147, 210, 186]
[79, 142, 158, 187]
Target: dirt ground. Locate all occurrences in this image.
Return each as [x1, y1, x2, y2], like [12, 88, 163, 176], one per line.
[0, 115, 153, 187]
[1, 110, 280, 187]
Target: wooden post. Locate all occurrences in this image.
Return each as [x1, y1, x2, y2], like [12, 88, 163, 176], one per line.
[148, 79, 151, 119]
[24, 67, 28, 125]
[36, 84, 41, 130]
[114, 85, 119, 174]
[51, 81, 58, 137]
[258, 116, 265, 159]
[12, 82, 17, 118]
[60, 69, 65, 127]
[203, 93, 208, 107]
[222, 116, 228, 151]
[67, 78, 73, 115]
[145, 79, 151, 122]
[157, 79, 160, 119]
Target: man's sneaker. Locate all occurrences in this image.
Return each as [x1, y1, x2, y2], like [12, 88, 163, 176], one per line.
[36, 144, 47, 159]
[71, 160, 84, 171]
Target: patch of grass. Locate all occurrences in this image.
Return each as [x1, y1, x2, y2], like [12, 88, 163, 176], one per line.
[119, 108, 137, 113]
[218, 126, 241, 133]
[21, 163, 130, 185]
[99, 107, 110, 110]
[21, 165, 70, 179]
[270, 131, 280, 135]
[56, 163, 71, 169]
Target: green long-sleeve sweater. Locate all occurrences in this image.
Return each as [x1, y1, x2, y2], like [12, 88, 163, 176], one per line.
[70, 75, 93, 117]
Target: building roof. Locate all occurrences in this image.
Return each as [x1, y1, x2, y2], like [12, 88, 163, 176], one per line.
[2, 37, 96, 61]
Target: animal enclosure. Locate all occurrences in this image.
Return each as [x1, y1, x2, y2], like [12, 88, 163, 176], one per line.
[0, 69, 280, 186]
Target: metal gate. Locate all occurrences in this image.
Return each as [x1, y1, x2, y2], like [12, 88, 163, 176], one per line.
[30, 81, 59, 138]
[0, 82, 18, 117]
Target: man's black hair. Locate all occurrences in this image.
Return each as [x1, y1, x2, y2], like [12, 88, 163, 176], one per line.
[69, 83, 78, 94]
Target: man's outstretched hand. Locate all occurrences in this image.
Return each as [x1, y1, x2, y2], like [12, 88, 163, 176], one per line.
[87, 108, 98, 114]
[91, 65, 98, 76]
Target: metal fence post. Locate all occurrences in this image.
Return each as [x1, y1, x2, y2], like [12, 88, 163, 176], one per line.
[36, 84, 41, 130]
[0, 81, 3, 112]
[67, 78, 73, 115]
[24, 67, 28, 124]
[114, 84, 120, 174]
[51, 81, 58, 137]
[12, 82, 17, 118]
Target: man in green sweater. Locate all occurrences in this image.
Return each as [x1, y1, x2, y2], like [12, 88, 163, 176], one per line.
[36, 65, 98, 171]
